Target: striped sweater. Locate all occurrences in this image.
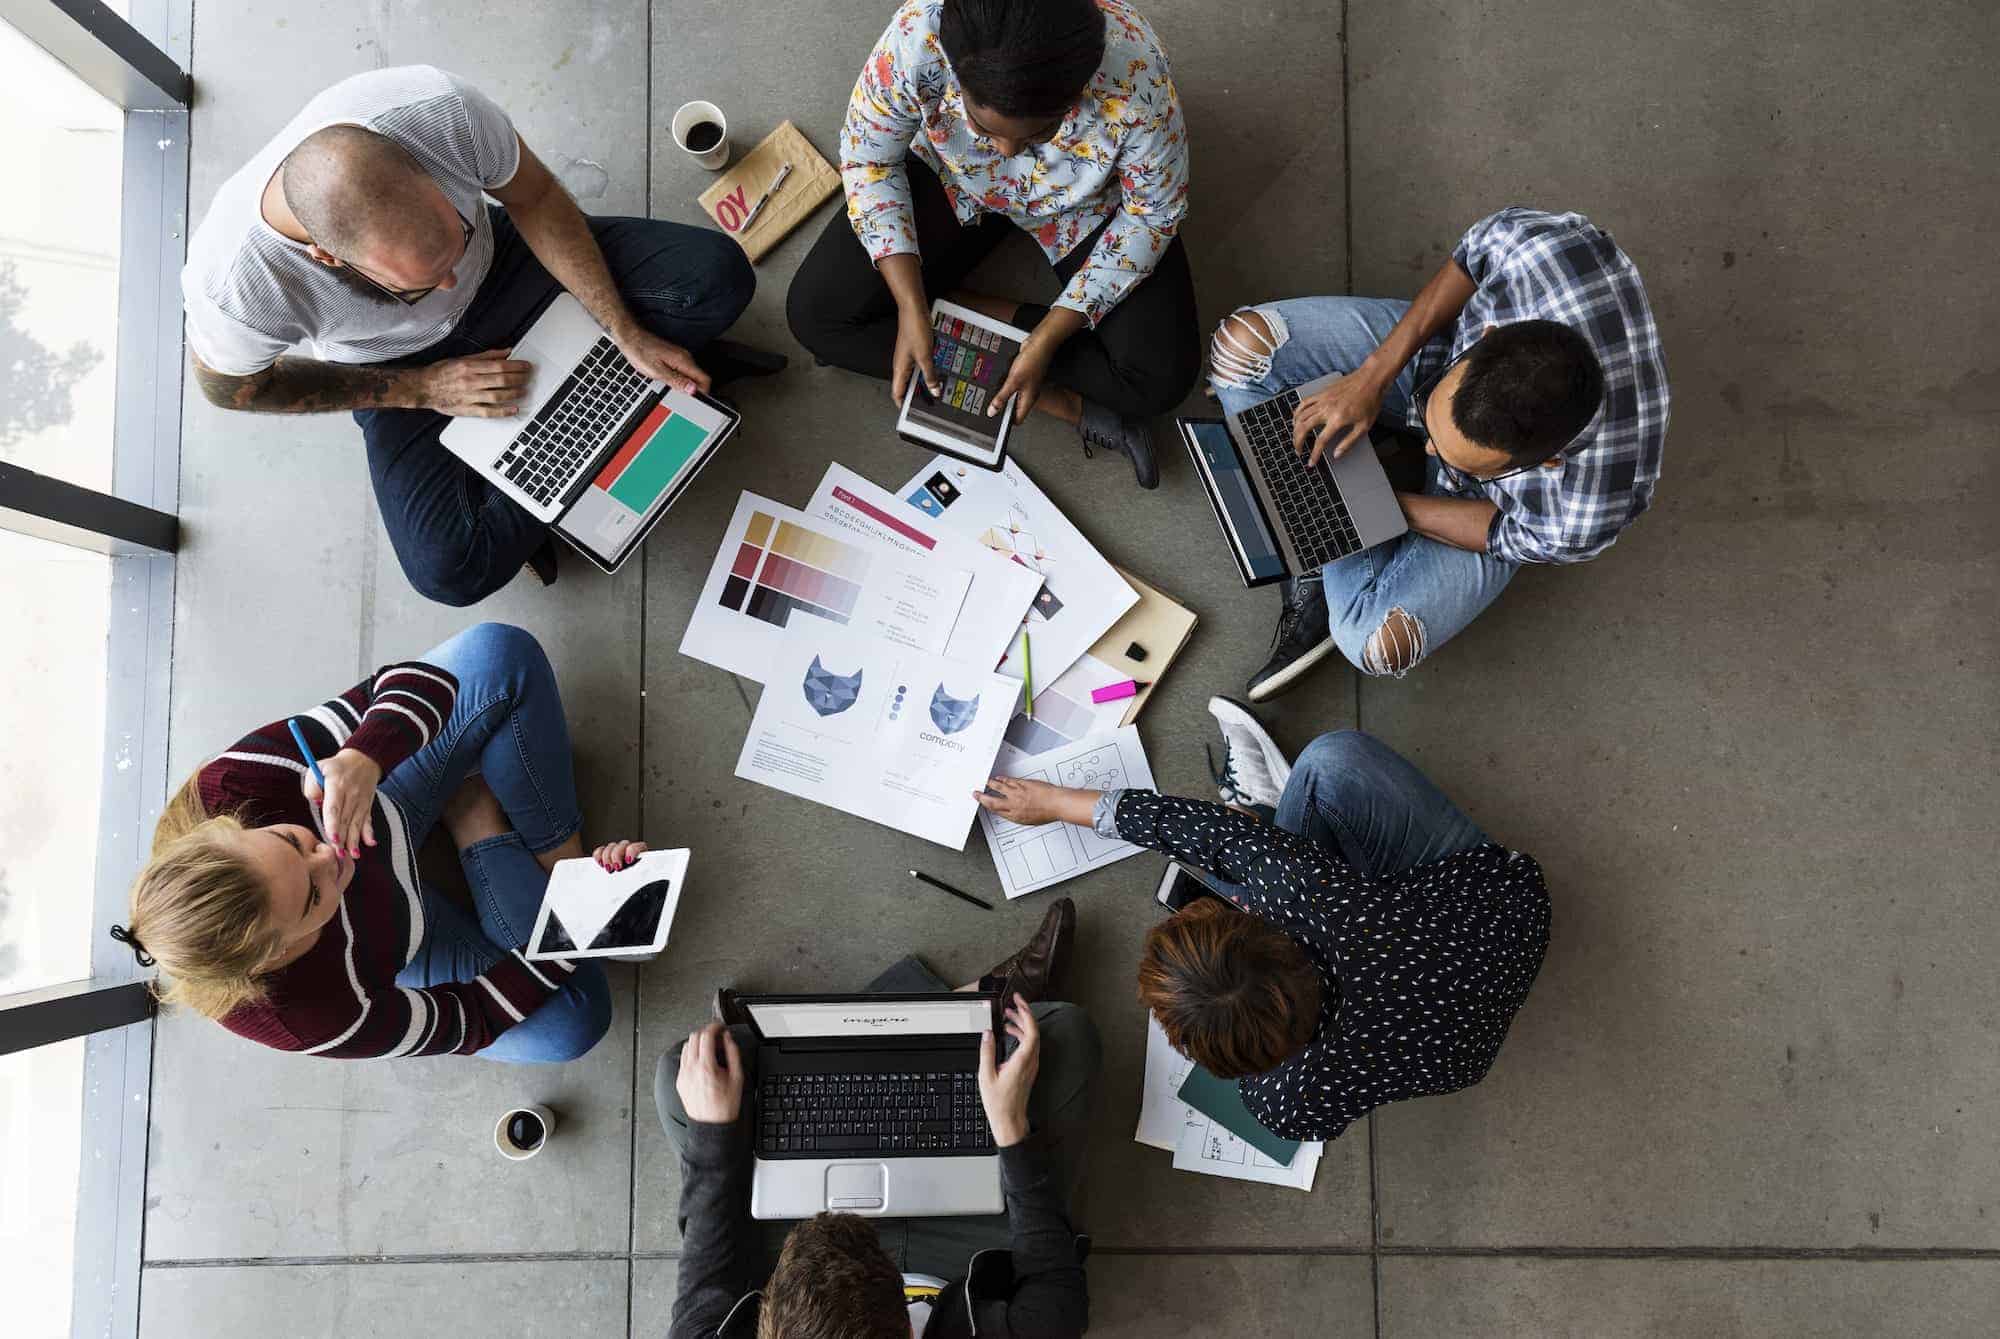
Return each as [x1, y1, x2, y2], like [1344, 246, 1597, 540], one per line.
[205, 662, 576, 1059]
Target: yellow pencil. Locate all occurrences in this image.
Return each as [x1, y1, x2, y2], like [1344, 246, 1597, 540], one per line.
[1023, 631, 1035, 719]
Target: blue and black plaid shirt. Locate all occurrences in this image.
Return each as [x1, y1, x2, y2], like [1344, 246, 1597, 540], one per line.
[1409, 208, 1670, 566]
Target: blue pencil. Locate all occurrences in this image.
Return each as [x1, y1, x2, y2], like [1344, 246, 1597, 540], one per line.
[286, 718, 327, 789]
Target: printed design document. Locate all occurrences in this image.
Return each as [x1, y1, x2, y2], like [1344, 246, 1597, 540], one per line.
[735, 621, 1017, 849]
[898, 455, 1136, 699]
[805, 463, 1043, 673]
[1135, 1016, 1324, 1191]
[682, 492, 973, 683]
[978, 725, 1155, 898]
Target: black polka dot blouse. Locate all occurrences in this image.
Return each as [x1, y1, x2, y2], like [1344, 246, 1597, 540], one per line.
[1110, 790, 1551, 1142]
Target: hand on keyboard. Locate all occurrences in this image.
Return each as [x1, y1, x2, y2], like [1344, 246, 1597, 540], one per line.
[615, 328, 710, 395]
[978, 993, 1040, 1148]
[1291, 368, 1387, 465]
[419, 348, 535, 418]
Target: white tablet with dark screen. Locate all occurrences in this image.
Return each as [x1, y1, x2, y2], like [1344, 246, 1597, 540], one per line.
[526, 848, 690, 960]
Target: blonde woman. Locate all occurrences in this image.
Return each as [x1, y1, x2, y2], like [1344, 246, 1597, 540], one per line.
[118, 622, 634, 1061]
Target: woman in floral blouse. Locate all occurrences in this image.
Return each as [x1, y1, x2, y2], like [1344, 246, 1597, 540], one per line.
[788, 0, 1197, 488]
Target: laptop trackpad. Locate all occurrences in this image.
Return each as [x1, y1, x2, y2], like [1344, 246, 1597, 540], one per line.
[826, 1163, 887, 1212]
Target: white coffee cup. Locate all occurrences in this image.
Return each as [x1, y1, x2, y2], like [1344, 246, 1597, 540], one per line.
[672, 100, 730, 170]
[495, 1103, 556, 1161]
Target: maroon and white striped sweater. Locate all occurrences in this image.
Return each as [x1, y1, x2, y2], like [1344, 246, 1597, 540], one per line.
[204, 662, 576, 1059]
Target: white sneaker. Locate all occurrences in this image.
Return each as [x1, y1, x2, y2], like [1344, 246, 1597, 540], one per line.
[1206, 696, 1292, 813]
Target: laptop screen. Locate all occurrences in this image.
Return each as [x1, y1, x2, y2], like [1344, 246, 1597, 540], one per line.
[560, 386, 732, 562]
[746, 997, 993, 1039]
[1184, 420, 1287, 582]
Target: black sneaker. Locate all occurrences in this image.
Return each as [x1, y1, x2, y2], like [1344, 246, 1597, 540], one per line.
[1246, 575, 1336, 702]
[524, 534, 560, 588]
[702, 338, 787, 389]
[1077, 399, 1159, 489]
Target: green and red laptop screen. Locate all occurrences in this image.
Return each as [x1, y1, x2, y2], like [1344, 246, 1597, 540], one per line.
[561, 388, 731, 561]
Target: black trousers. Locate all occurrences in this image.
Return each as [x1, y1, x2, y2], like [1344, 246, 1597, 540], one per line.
[786, 158, 1200, 420]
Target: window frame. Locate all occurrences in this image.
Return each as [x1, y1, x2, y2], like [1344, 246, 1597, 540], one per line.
[0, 2, 191, 1337]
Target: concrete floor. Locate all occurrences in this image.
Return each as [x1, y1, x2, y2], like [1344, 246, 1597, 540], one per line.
[137, 1, 2000, 1335]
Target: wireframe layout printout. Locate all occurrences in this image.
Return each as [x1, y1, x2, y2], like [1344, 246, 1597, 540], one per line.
[899, 455, 1136, 699]
[681, 492, 974, 683]
[735, 620, 1017, 849]
[978, 725, 1156, 899]
[1136, 1016, 1324, 1191]
[804, 463, 1042, 672]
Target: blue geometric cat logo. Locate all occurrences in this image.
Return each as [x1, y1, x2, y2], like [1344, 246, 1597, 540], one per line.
[802, 655, 863, 717]
[928, 684, 980, 734]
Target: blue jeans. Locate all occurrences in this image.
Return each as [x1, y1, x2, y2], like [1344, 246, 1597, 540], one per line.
[1211, 730, 1489, 899]
[1213, 297, 1517, 675]
[378, 622, 612, 1063]
[356, 208, 756, 608]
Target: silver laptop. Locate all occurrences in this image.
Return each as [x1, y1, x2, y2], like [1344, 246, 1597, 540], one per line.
[740, 991, 1005, 1220]
[1176, 374, 1409, 587]
[438, 293, 739, 575]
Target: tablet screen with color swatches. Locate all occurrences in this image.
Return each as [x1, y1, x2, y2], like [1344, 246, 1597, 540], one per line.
[720, 510, 870, 628]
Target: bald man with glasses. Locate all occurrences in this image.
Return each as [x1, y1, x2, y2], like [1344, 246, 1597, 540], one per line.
[182, 65, 768, 606]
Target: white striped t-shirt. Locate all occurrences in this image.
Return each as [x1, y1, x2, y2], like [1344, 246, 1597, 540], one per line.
[181, 65, 521, 376]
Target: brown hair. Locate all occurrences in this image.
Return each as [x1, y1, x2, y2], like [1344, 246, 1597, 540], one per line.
[759, 1212, 905, 1339]
[124, 776, 286, 1019]
[1137, 899, 1323, 1079]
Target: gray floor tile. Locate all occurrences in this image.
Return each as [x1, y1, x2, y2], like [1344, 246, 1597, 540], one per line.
[1346, 2, 2000, 1247]
[1378, 1257, 2000, 1339]
[1090, 1253, 1375, 1337]
[631, 1256, 680, 1329]
[143, 968, 635, 1259]
[139, 1258, 627, 1339]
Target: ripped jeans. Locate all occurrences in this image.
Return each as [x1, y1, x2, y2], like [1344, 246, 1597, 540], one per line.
[1210, 297, 1517, 676]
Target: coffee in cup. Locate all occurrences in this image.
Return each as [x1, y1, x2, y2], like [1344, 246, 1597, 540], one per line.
[672, 100, 730, 171]
[495, 1103, 557, 1161]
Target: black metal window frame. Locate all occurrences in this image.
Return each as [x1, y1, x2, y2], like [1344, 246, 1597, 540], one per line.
[0, 2, 192, 1336]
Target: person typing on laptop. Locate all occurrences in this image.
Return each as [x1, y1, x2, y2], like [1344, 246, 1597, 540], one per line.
[655, 902, 1098, 1339]
[181, 65, 766, 605]
[1208, 207, 1670, 699]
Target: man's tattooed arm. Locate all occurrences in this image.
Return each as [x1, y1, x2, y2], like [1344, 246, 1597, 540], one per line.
[192, 353, 420, 415]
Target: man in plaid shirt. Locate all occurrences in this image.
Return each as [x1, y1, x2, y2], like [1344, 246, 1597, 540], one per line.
[1207, 207, 1669, 699]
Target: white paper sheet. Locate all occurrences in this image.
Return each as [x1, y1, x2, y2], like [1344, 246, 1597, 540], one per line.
[995, 652, 1131, 760]
[1136, 1016, 1324, 1191]
[735, 621, 1017, 849]
[978, 725, 1155, 899]
[805, 463, 1043, 673]
[527, 848, 689, 961]
[680, 491, 973, 683]
[899, 456, 1137, 699]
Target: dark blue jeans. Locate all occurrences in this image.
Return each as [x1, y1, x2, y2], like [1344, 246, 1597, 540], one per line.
[356, 209, 755, 607]
[379, 621, 611, 1062]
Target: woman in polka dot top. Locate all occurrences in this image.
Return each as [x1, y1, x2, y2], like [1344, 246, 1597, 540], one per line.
[978, 722, 1550, 1142]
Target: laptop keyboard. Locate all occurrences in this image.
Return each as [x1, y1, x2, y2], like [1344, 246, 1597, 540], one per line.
[493, 336, 652, 508]
[756, 1069, 994, 1158]
[1236, 389, 1366, 568]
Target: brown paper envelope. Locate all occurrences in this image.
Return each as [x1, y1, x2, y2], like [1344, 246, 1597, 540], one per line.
[1089, 567, 1199, 726]
[698, 120, 841, 263]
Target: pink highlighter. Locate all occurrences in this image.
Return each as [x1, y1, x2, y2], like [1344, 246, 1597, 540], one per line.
[1089, 679, 1151, 704]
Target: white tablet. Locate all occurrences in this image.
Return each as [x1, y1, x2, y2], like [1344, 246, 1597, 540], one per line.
[896, 299, 1031, 471]
[526, 848, 689, 961]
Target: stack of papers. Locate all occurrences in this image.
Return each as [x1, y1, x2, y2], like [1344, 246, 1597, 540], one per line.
[976, 723, 1156, 899]
[1135, 1016, 1323, 1191]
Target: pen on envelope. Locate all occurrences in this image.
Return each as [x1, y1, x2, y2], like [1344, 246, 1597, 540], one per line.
[910, 869, 994, 911]
[1022, 631, 1035, 719]
[738, 161, 793, 233]
[1088, 678, 1152, 704]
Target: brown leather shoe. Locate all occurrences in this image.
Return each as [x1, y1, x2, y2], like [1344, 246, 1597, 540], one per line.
[981, 897, 1075, 1004]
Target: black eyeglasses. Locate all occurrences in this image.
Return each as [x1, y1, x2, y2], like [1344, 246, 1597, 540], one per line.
[341, 211, 474, 306]
[1413, 346, 1567, 486]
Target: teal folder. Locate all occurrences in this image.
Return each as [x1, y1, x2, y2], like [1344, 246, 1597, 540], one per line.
[1176, 1064, 1301, 1167]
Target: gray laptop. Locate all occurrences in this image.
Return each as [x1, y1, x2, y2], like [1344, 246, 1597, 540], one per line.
[741, 991, 1005, 1220]
[1177, 374, 1409, 587]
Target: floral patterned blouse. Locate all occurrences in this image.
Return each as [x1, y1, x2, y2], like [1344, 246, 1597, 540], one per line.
[840, 0, 1190, 328]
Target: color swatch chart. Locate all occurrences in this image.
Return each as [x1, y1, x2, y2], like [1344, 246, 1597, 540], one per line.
[721, 510, 870, 629]
[926, 311, 1015, 420]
